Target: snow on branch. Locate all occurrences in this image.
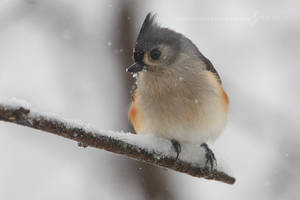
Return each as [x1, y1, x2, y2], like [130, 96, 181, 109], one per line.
[0, 98, 235, 184]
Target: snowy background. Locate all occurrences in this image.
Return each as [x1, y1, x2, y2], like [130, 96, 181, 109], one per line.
[0, 0, 299, 199]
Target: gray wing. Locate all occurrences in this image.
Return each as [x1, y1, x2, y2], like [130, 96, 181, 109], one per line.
[203, 56, 222, 84]
[198, 54, 222, 84]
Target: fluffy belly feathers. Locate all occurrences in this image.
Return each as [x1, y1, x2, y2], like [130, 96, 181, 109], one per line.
[129, 87, 229, 144]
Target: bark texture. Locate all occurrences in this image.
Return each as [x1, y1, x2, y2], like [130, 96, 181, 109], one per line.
[0, 104, 235, 184]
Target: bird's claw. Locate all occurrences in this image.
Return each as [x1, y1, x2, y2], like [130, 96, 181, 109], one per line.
[201, 143, 217, 170]
[171, 139, 181, 161]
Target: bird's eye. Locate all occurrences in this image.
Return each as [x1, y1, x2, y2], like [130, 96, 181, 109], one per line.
[150, 48, 161, 60]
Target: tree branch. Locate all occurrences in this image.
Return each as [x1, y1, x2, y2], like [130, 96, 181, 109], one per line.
[0, 99, 235, 184]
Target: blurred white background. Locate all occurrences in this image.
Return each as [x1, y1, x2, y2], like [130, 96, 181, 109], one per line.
[0, 0, 299, 199]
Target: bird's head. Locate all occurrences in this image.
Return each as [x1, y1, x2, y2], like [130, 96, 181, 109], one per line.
[126, 13, 203, 74]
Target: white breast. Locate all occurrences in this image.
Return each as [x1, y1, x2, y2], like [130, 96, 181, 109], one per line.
[136, 69, 228, 144]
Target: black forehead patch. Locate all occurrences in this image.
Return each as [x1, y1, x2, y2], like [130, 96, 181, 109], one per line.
[135, 13, 182, 53]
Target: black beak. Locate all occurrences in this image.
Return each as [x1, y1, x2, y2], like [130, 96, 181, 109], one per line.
[126, 63, 145, 73]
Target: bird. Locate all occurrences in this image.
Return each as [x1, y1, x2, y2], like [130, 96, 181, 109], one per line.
[126, 13, 229, 169]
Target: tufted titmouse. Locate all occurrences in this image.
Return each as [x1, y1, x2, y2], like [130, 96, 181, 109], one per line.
[126, 13, 229, 169]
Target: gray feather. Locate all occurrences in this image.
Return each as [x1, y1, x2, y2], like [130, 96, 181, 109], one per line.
[135, 13, 222, 83]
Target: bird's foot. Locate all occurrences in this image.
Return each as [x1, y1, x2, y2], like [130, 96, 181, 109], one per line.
[200, 143, 217, 170]
[171, 139, 181, 161]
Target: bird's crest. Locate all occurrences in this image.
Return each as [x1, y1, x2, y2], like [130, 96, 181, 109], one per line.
[137, 13, 157, 42]
[135, 13, 182, 53]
